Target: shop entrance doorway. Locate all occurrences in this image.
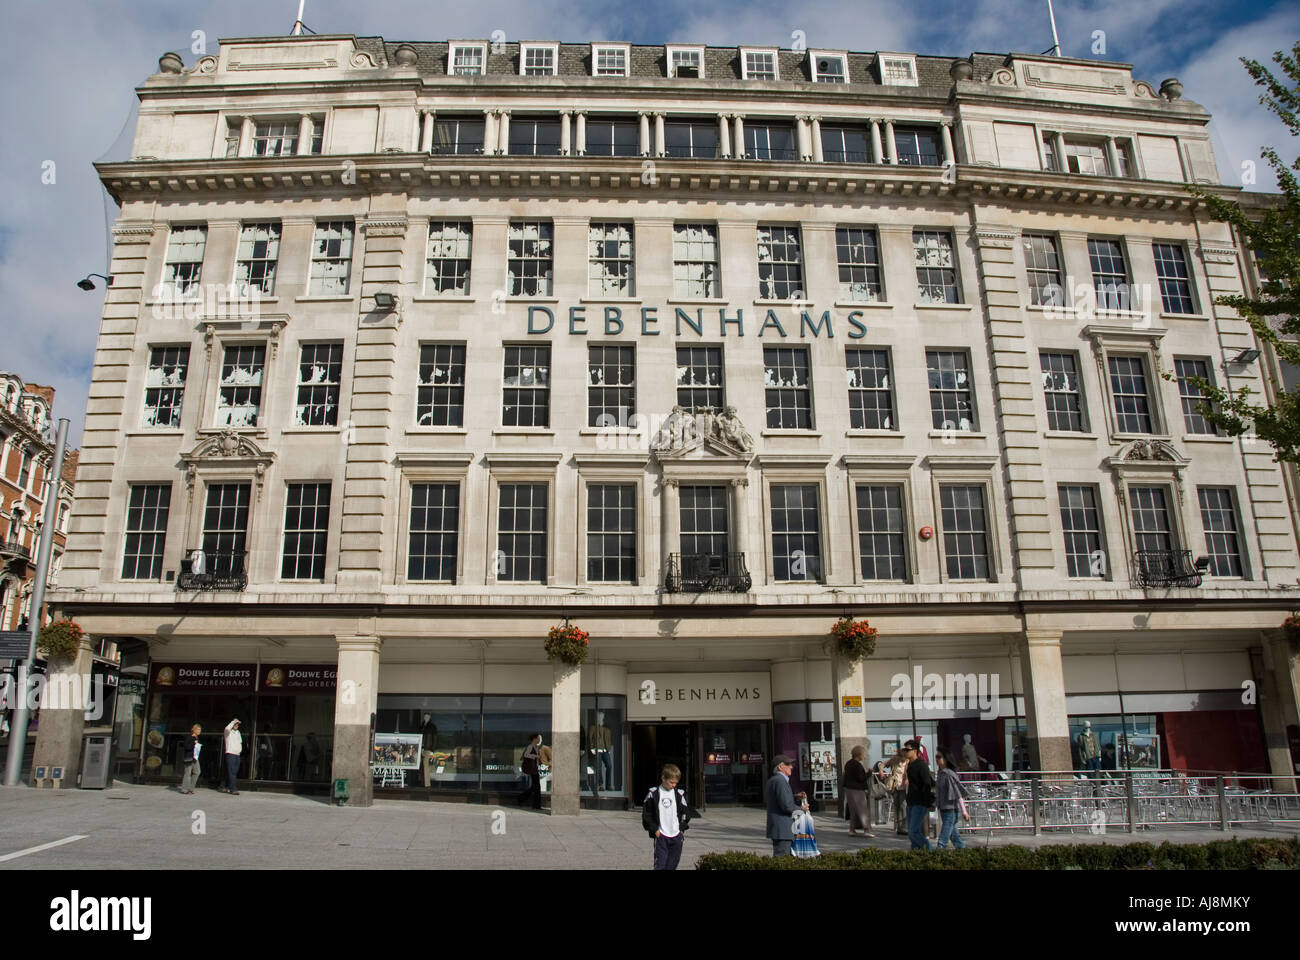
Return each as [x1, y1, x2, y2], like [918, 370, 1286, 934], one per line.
[631, 722, 696, 812]
[631, 720, 771, 810]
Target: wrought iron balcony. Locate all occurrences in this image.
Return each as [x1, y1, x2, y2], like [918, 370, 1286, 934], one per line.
[1132, 550, 1208, 588]
[176, 552, 248, 592]
[664, 552, 751, 594]
[0, 538, 30, 562]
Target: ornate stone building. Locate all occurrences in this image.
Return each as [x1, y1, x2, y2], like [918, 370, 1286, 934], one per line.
[49, 34, 1300, 806]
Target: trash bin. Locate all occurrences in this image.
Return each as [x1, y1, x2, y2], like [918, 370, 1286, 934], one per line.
[333, 778, 349, 806]
[80, 734, 115, 789]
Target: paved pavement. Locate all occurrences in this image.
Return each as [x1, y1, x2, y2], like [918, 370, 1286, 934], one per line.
[1, 781, 1296, 870]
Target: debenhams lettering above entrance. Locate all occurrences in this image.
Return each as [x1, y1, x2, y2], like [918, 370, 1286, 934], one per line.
[628, 673, 773, 721]
[525, 305, 870, 339]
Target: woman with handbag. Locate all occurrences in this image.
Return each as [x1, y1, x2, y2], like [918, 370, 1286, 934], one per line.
[935, 747, 969, 849]
[842, 745, 875, 838]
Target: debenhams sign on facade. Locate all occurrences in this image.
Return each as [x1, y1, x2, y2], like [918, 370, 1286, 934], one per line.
[524, 305, 871, 339]
[628, 673, 772, 721]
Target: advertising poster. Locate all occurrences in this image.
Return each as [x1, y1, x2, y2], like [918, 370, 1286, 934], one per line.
[372, 733, 422, 769]
[808, 740, 837, 781]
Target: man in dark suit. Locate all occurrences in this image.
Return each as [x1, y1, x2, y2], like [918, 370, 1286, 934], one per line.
[764, 754, 807, 856]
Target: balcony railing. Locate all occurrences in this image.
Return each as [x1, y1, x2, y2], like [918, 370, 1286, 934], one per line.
[0, 539, 31, 562]
[176, 552, 248, 592]
[664, 552, 751, 593]
[1132, 550, 1205, 588]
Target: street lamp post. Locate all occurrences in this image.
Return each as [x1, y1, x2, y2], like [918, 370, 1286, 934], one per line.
[3, 418, 70, 787]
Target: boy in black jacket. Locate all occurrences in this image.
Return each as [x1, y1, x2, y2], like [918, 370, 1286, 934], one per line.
[642, 763, 690, 870]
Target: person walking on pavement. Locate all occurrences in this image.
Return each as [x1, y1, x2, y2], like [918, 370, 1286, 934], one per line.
[519, 733, 543, 810]
[935, 747, 969, 849]
[882, 747, 910, 835]
[642, 763, 690, 870]
[842, 744, 875, 838]
[764, 754, 807, 857]
[220, 718, 242, 795]
[179, 724, 202, 794]
[903, 739, 935, 851]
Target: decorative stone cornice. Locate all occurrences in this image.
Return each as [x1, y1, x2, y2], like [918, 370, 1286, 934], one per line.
[1198, 245, 1238, 264]
[972, 226, 1019, 248]
[111, 223, 158, 240]
[360, 217, 409, 237]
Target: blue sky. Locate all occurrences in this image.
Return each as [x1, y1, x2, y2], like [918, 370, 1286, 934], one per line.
[1, 0, 1297, 447]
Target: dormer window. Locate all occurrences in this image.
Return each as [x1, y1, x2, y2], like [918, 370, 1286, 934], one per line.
[667, 45, 704, 78]
[520, 43, 557, 76]
[448, 42, 487, 76]
[592, 43, 630, 77]
[741, 48, 778, 80]
[878, 53, 917, 86]
[811, 52, 847, 83]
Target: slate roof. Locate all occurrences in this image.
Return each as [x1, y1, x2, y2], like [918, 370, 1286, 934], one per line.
[350, 38, 1009, 97]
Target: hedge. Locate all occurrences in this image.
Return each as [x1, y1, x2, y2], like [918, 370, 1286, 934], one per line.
[695, 837, 1300, 870]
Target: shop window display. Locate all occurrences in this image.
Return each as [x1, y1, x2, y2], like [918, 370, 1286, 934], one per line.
[483, 696, 551, 794]
[1067, 715, 1156, 771]
[374, 695, 482, 790]
[775, 701, 836, 800]
[580, 695, 626, 798]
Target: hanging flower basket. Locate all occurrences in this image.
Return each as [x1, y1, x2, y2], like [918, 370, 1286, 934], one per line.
[826, 616, 878, 664]
[545, 623, 590, 667]
[37, 619, 85, 663]
[1283, 614, 1300, 652]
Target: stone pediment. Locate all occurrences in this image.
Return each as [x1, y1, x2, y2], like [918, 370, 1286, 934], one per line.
[1115, 439, 1186, 465]
[651, 406, 754, 462]
[182, 429, 276, 490]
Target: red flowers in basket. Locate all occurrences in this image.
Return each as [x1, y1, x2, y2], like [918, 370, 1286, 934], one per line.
[545, 623, 591, 666]
[828, 616, 879, 663]
[1282, 614, 1300, 649]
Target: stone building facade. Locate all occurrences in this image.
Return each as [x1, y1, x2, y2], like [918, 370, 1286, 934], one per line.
[49, 34, 1300, 807]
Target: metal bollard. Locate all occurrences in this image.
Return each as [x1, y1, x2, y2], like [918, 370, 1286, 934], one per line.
[1217, 776, 1228, 831]
[1031, 778, 1041, 836]
[1126, 772, 1137, 833]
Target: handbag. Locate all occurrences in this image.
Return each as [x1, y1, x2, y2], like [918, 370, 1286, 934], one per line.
[868, 774, 888, 801]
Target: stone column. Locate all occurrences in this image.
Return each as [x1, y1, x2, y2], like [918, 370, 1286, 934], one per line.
[560, 111, 572, 156]
[1052, 131, 1067, 172]
[730, 477, 749, 564]
[832, 653, 867, 787]
[810, 117, 823, 162]
[718, 114, 732, 158]
[638, 112, 651, 156]
[575, 112, 586, 155]
[332, 635, 381, 806]
[653, 112, 665, 157]
[869, 120, 883, 164]
[297, 114, 314, 156]
[497, 111, 511, 155]
[940, 122, 955, 166]
[1104, 137, 1121, 177]
[483, 111, 497, 155]
[661, 477, 679, 585]
[239, 116, 255, 157]
[1017, 629, 1072, 775]
[796, 116, 812, 160]
[551, 660, 581, 815]
[883, 120, 898, 164]
[733, 115, 746, 157]
[31, 637, 95, 787]
[420, 110, 435, 154]
[1259, 636, 1299, 790]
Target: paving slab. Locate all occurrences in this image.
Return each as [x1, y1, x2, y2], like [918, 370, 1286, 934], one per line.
[1, 781, 1295, 870]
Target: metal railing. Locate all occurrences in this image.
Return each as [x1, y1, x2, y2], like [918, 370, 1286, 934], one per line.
[0, 539, 30, 562]
[176, 553, 248, 592]
[922, 770, 1300, 834]
[1132, 550, 1205, 588]
[664, 552, 752, 593]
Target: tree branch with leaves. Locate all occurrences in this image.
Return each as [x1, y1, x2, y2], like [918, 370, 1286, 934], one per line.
[1186, 42, 1300, 461]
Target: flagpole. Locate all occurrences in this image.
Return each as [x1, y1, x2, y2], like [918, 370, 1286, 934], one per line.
[292, 0, 305, 36]
[1047, 0, 1062, 57]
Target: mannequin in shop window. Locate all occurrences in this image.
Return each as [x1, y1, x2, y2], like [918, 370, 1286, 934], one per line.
[1077, 720, 1100, 775]
[588, 711, 613, 791]
[960, 733, 988, 772]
